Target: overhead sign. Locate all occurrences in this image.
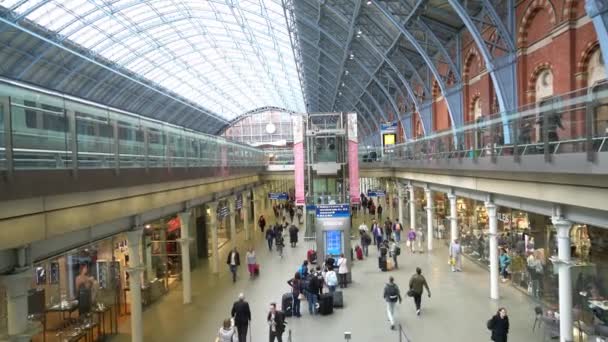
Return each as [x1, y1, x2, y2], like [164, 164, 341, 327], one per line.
[380, 122, 398, 133]
[316, 204, 350, 218]
[235, 194, 243, 210]
[217, 206, 230, 218]
[367, 190, 386, 197]
[268, 192, 289, 200]
[306, 204, 316, 211]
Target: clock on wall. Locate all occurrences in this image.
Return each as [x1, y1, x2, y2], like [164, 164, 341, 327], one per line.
[265, 123, 276, 134]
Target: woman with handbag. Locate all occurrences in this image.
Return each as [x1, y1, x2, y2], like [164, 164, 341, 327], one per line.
[216, 318, 238, 342]
[287, 272, 303, 317]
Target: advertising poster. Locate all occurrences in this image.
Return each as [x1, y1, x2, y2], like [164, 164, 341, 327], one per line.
[292, 115, 305, 205]
[347, 113, 360, 204]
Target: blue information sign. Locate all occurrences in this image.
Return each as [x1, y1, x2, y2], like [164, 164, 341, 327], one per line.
[306, 204, 316, 211]
[315, 204, 350, 218]
[366, 190, 386, 197]
[268, 192, 289, 200]
[325, 230, 343, 256]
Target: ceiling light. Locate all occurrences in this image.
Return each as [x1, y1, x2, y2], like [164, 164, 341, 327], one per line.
[366, 0, 372, 5]
[338, 92, 342, 96]
[341, 82, 345, 87]
[349, 53, 355, 60]
[345, 70, 349, 75]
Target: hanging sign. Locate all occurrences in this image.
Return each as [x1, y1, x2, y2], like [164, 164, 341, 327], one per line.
[367, 189, 386, 197]
[316, 204, 350, 218]
[268, 192, 289, 200]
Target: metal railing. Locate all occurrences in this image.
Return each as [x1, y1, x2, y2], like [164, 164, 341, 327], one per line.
[399, 324, 412, 342]
[360, 86, 608, 164]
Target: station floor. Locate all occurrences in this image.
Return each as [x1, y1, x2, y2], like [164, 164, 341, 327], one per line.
[109, 210, 539, 342]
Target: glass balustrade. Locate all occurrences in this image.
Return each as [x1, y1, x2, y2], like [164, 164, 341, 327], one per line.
[0, 81, 266, 172]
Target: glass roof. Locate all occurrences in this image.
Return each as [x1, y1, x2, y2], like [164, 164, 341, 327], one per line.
[2, 0, 305, 120]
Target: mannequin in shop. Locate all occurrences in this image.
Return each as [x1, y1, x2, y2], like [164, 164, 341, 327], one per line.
[75, 264, 99, 314]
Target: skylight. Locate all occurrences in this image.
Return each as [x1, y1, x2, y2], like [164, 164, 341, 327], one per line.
[1, 0, 305, 120]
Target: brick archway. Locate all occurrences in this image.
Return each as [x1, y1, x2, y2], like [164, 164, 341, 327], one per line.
[463, 48, 482, 81]
[527, 62, 553, 102]
[577, 41, 601, 87]
[518, 0, 558, 48]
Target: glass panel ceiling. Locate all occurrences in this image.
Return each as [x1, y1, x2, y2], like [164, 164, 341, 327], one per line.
[2, 0, 305, 120]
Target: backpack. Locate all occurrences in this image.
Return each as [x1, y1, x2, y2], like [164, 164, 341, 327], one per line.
[486, 317, 494, 330]
[394, 246, 401, 256]
[386, 284, 399, 302]
[395, 223, 402, 232]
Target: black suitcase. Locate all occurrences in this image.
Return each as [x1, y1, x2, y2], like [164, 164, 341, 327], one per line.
[319, 293, 333, 315]
[282, 293, 293, 317]
[333, 291, 344, 308]
[379, 256, 387, 272]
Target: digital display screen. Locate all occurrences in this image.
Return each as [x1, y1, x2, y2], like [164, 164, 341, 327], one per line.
[383, 133, 396, 146]
[325, 230, 342, 256]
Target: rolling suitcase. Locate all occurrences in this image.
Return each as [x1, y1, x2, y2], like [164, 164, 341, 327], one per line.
[282, 293, 293, 317]
[319, 293, 333, 315]
[253, 264, 260, 276]
[379, 256, 387, 272]
[355, 246, 363, 260]
[307, 249, 317, 264]
[332, 291, 344, 308]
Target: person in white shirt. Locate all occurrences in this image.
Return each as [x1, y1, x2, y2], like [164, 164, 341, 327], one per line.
[337, 253, 349, 289]
[449, 239, 462, 272]
[227, 248, 241, 283]
[324, 267, 338, 293]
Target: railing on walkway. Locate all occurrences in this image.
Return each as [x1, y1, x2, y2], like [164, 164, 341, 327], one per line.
[398, 324, 412, 342]
[0, 80, 266, 175]
[360, 86, 608, 164]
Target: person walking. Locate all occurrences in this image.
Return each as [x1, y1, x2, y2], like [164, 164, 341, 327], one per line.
[230, 293, 251, 342]
[246, 247, 257, 279]
[227, 247, 240, 283]
[408, 267, 431, 316]
[288, 224, 299, 248]
[337, 253, 349, 289]
[449, 239, 463, 272]
[324, 266, 338, 294]
[372, 220, 383, 251]
[384, 218, 393, 241]
[361, 230, 372, 257]
[275, 229, 285, 258]
[499, 249, 511, 282]
[258, 215, 266, 233]
[393, 219, 403, 243]
[407, 228, 417, 253]
[287, 272, 303, 318]
[267, 303, 286, 342]
[383, 276, 402, 330]
[377, 204, 383, 221]
[216, 318, 238, 342]
[298, 260, 309, 278]
[487, 307, 510, 342]
[305, 269, 320, 315]
[389, 238, 400, 269]
[266, 228, 274, 251]
[296, 206, 303, 224]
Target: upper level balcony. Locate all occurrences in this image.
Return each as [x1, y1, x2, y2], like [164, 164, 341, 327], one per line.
[361, 86, 608, 175]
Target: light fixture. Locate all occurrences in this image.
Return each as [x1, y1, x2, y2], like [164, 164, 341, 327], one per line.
[349, 53, 354, 60]
[145, 224, 151, 229]
[345, 70, 349, 75]
[338, 91, 342, 96]
[341, 82, 345, 87]
[366, 0, 372, 5]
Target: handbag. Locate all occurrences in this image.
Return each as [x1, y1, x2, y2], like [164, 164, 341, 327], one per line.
[298, 293, 305, 300]
[406, 240, 411, 247]
[407, 289, 415, 297]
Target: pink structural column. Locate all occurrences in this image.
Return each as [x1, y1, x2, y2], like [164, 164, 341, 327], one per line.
[347, 113, 360, 204]
[293, 115, 305, 205]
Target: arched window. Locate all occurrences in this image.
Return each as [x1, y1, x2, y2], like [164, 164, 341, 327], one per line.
[535, 69, 554, 100]
[588, 49, 606, 88]
[472, 97, 482, 121]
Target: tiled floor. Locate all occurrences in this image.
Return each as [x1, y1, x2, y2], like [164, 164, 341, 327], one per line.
[109, 210, 540, 342]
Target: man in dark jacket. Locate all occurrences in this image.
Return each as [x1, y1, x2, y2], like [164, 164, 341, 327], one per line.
[231, 293, 251, 342]
[227, 247, 240, 283]
[409, 267, 431, 316]
[288, 225, 299, 247]
[488, 307, 509, 342]
[267, 302, 286, 342]
[383, 276, 402, 330]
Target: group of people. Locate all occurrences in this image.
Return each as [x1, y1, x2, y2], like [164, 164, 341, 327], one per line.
[260, 216, 300, 257]
[271, 201, 303, 224]
[226, 246, 260, 283]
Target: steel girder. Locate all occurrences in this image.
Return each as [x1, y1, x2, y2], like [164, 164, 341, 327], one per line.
[447, 0, 517, 144]
[586, 0, 608, 78]
[282, 0, 310, 110]
[295, 15, 398, 126]
[370, 1, 462, 141]
[329, 0, 363, 112]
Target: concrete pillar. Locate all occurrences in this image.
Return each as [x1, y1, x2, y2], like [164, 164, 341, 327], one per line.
[485, 202, 499, 300]
[244, 199, 251, 242]
[398, 186, 404, 227]
[209, 201, 220, 274]
[448, 193, 458, 242]
[126, 229, 145, 342]
[0, 271, 32, 340]
[228, 198, 237, 249]
[552, 217, 573, 342]
[178, 211, 193, 304]
[408, 184, 416, 229]
[425, 188, 433, 252]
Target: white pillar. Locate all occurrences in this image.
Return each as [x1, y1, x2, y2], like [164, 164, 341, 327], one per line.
[209, 201, 220, 274]
[244, 199, 251, 242]
[552, 217, 573, 342]
[126, 229, 145, 342]
[0, 271, 31, 340]
[409, 184, 416, 229]
[485, 202, 499, 300]
[398, 186, 404, 226]
[448, 193, 458, 242]
[178, 211, 193, 304]
[425, 188, 433, 251]
[229, 198, 237, 249]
